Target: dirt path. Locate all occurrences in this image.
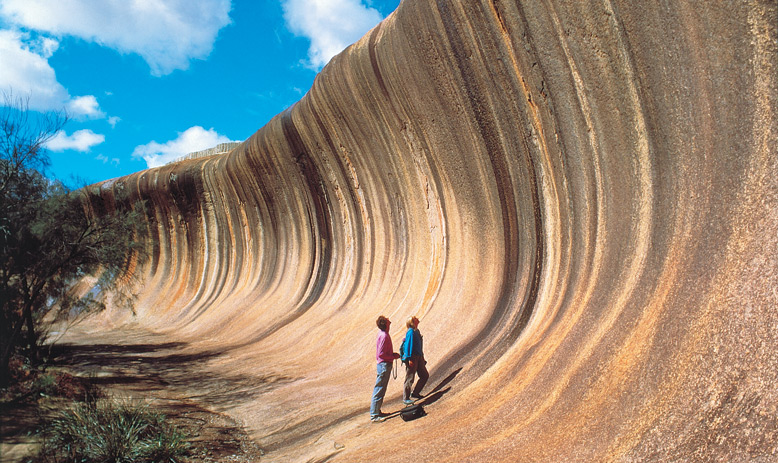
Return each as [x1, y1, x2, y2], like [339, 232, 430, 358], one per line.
[2, 325, 265, 462]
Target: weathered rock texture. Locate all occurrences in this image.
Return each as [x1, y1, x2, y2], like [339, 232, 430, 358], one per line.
[85, 1, 777, 461]
[171, 142, 241, 164]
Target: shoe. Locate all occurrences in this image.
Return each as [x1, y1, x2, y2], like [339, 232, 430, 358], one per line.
[371, 416, 386, 423]
[411, 393, 424, 399]
[403, 399, 415, 405]
[378, 411, 390, 417]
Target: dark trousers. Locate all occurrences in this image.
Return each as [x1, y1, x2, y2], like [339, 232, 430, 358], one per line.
[403, 358, 429, 400]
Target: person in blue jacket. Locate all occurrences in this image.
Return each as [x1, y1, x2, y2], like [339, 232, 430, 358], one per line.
[401, 316, 429, 405]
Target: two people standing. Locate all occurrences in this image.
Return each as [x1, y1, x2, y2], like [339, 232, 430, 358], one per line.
[370, 315, 428, 422]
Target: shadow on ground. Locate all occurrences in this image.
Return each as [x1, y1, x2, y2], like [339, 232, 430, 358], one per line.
[380, 367, 462, 423]
[2, 336, 277, 463]
[47, 340, 292, 409]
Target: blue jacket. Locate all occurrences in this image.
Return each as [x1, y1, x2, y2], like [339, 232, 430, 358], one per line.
[401, 328, 423, 362]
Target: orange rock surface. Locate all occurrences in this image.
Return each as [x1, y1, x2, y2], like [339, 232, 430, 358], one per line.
[79, 1, 777, 461]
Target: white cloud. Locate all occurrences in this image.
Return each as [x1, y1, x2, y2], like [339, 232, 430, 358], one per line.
[0, 29, 104, 117]
[96, 154, 120, 166]
[67, 95, 105, 119]
[30, 34, 58, 58]
[46, 129, 105, 152]
[282, 0, 383, 70]
[0, 29, 67, 109]
[132, 126, 234, 168]
[107, 116, 121, 128]
[0, 0, 233, 76]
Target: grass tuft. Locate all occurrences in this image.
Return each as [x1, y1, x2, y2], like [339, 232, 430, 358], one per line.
[38, 398, 190, 463]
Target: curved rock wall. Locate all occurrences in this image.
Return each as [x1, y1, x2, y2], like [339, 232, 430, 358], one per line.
[89, 0, 777, 461]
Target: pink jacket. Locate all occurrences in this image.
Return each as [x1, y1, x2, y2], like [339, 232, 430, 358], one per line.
[376, 330, 396, 363]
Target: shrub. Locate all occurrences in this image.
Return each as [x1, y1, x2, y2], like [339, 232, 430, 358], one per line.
[38, 398, 190, 463]
[48, 372, 102, 403]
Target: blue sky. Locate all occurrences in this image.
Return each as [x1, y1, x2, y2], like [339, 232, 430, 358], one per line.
[0, 0, 400, 186]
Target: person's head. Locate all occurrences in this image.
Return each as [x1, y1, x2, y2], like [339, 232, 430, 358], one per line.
[406, 316, 419, 329]
[376, 316, 390, 332]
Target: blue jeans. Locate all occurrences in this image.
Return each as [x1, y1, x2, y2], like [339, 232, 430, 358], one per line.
[370, 361, 392, 417]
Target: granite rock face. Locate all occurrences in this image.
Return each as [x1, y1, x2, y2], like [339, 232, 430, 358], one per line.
[88, 1, 777, 461]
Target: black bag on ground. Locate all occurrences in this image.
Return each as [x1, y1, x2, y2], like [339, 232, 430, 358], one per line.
[401, 404, 426, 421]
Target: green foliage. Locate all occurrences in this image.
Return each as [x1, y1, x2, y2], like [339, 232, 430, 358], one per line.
[31, 372, 58, 397]
[38, 399, 191, 463]
[0, 93, 147, 387]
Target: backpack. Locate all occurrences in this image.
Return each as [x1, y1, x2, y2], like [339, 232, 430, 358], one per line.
[401, 403, 426, 421]
[399, 335, 406, 358]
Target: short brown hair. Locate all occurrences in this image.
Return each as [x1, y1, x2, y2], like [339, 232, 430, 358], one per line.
[376, 316, 389, 331]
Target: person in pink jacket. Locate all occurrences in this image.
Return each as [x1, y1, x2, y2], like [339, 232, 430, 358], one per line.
[370, 315, 400, 422]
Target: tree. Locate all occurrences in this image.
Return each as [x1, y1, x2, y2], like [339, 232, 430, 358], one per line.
[0, 93, 145, 387]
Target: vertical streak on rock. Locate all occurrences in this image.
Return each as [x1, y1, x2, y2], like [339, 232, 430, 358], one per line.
[280, 108, 334, 312]
[307, 99, 364, 307]
[428, 0, 543, 377]
[366, 20, 449, 319]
